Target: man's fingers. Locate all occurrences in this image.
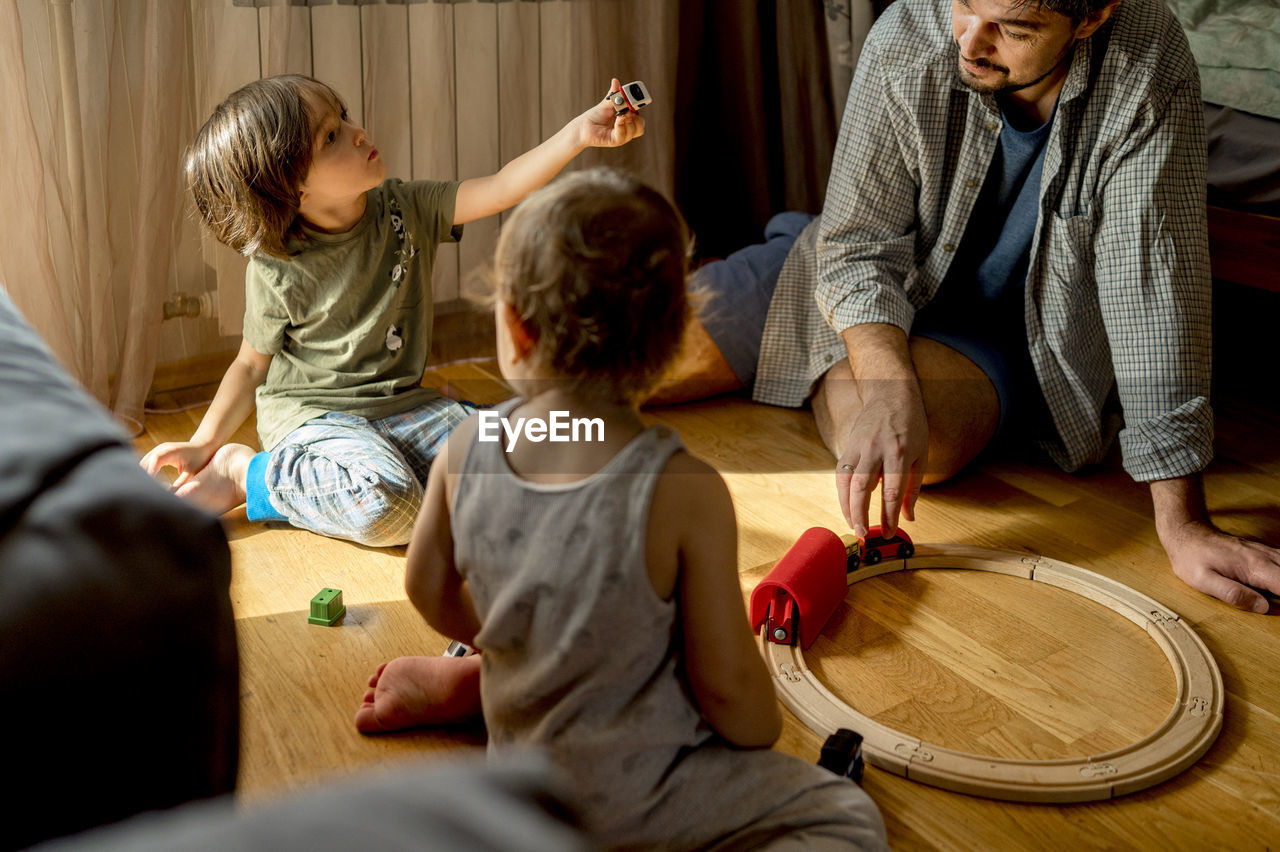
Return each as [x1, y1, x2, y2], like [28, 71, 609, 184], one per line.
[902, 453, 927, 523]
[1238, 540, 1280, 597]
[1197, 570, 1269, 613]
[848, 465, 879, 538]
[835, 462, 855, 528]
[879, 471, 907, 538]
[879, 446, 925, 536]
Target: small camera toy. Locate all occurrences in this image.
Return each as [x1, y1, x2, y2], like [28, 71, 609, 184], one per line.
[609, 80, 652, 115]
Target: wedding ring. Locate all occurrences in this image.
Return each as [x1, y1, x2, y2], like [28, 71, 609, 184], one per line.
[839, 463, 855, 471]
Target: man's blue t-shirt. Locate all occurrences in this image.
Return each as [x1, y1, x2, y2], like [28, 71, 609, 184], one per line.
[911, 100, 1055, 431]
[934, 102, 1055, 323]
[973, 111, 1054, 303]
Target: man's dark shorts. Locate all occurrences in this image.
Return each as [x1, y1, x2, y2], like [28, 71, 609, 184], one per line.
[696, 212, 1038, 439]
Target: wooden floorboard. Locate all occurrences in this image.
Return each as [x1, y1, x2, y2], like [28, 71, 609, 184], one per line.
[136, 352, 1280, 847]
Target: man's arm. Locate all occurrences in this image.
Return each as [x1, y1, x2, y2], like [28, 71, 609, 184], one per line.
[1152, 475, 1280, 612]
[1094, 76, 1215, 482]
[1087, 73, 1280, 609]
[832, 323, 929, 538]
[814, 32, 934, 536]
[1085, 66, 1270, 607]
[816, 41, 920, 338]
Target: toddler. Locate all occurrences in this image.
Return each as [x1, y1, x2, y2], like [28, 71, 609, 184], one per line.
[141, 74, 642, 546]
[356, 169, 888, 849]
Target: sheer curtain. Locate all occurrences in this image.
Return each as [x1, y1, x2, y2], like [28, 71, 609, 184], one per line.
[0, 0, 195, 434]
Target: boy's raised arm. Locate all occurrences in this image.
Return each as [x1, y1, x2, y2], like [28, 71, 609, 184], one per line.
[452, 78, 645, 225]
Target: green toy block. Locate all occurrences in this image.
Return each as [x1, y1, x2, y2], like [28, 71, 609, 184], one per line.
[308, 588, 346, 626]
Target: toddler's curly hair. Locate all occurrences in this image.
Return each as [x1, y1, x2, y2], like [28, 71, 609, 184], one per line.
[186, 74, 343, 258]
[494, 168, 692, 401]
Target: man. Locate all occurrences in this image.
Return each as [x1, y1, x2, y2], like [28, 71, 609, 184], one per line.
[658, 0, 1280, 612]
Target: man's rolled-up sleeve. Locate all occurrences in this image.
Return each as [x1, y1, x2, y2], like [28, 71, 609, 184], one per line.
[1094, 77, 1214, 481]
[816, 44, 921, 338]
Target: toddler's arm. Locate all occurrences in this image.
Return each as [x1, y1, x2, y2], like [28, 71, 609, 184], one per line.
[658, 453, 783, 748]
[405, 421, 482, 644]
[452, 78, 644, 225]
[140, 339, 271, 485]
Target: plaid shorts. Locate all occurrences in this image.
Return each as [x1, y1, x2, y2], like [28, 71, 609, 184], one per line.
[246, 396, 473, 547]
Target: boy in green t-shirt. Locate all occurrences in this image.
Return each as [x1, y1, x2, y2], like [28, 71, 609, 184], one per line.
[141, 74, 644, 546]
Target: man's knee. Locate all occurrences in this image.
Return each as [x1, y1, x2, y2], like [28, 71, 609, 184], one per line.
[911, 338, 1000, 481]
[921, 435, 971, 485]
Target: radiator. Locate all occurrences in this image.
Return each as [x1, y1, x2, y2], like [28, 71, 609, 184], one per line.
[195, 0, 584, 335]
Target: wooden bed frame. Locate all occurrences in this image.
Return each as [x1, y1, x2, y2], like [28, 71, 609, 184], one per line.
[1208, 205, 1280, 293]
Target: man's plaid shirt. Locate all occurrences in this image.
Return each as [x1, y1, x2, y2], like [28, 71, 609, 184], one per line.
[755, 0, 1213, 481]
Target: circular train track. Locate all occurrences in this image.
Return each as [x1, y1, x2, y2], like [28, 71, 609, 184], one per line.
[762, 544, 1224, 802]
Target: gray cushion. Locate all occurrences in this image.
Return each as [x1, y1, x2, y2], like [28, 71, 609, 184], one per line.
[0, 288, 238, 850]
[37, 754, 589, 852]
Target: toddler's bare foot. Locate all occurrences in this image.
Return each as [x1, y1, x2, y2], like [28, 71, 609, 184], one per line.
[174, 443, 255, 515]
[355, 654, 483, 734]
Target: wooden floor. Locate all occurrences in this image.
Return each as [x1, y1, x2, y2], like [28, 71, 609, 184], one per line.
[137, 319, 1280, 849]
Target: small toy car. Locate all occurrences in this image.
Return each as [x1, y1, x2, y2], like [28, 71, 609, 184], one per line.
[859, 525, 914, 565]
[609, 80, 652, 115]
[818, 728, 866, 783]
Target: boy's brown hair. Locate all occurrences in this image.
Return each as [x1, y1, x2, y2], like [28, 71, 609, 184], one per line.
[186, 74, 343, 259]
[495, 168, 692, 401]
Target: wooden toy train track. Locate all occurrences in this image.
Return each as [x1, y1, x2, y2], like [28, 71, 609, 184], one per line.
[758, 542, 1224, 803]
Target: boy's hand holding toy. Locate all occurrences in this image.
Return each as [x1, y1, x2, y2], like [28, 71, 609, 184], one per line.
[577, 78, 650, 149]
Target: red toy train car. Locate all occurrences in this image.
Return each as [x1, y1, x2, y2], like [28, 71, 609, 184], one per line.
[847, 525, 914, 569]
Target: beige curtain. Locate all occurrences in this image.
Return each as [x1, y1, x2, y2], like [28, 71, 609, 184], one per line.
[0, 0, 195, 434]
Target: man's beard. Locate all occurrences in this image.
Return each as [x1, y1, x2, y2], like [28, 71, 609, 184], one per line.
[955, 40, 1075, 96]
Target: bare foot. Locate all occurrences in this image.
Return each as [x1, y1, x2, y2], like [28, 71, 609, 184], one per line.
[355, 655, 483, 734]
[173, 443, 255, 515]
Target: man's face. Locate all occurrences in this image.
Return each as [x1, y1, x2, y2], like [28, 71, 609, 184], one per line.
[951, 0, 1081, 95]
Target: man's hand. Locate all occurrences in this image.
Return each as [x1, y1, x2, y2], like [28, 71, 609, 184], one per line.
[835, 389, 929, 539]
[1160, 519, 1280, 613]
[1152, 474, 1280, 612]
[828, 324, 929, 538]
